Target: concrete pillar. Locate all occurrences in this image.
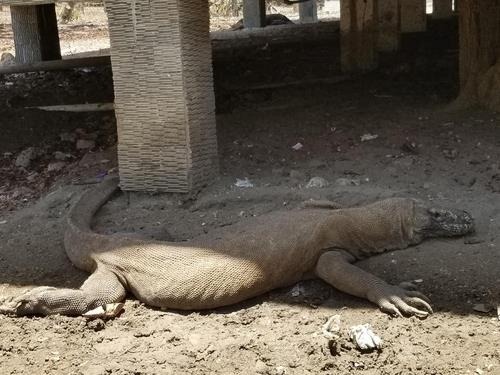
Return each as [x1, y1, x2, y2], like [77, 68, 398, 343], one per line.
[104, 0, 218, 192]
[243, 0, 266, 28]
[400, 0, 427, 32]
[377, 0, 400, 52]
[433, 0, 453, 18]
[299, 0, 318, 24]
[340, 0, 378, 72]
[10, 4, 61, 64]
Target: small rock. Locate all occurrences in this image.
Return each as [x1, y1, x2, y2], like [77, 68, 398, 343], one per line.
[15, 147, 40, 168]
[275, 366, 286, 375]
[360, 133, 378, 142]
[442, 148, 458, 159]
[47, 162, 66, 173]
[0, 52, 15, 66]
[401, 140, 419, 154]
[464, 236, 485, 245]
[473, 304, 493, 313]
[53, 151, 73, 161]
[335, 178, 360, 186]
[306, 177, 328, 189]
[291, 142, 303, 151]
[235, 178, 253, 188]
[86, 319, 106, 332]
[290, 283, 306, 297]
[76, 139, 96, 150]
[60, 132, 77, 143]
[255, 360, 268, 374]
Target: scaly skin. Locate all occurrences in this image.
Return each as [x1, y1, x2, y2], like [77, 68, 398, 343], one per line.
[0, 178, 474, 317]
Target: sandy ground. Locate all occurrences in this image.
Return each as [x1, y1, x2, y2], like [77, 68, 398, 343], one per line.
[0, 8, 499, 375]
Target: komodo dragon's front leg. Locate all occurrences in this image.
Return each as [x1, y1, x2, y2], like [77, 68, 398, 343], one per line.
[0, 267, 125, 316]
[315, 251, 433, 317]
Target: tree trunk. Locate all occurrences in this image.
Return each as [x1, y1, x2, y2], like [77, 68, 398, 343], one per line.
[11, 5, 61, 64]
[453, 0, 500, 111]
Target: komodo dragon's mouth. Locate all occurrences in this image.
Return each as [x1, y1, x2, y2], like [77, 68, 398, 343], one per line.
[423, 207, 475, 237]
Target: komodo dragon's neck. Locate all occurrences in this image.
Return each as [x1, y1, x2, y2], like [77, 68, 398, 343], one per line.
[319, 199, 426, 259]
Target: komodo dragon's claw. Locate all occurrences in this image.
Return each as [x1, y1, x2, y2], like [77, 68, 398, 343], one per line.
[0, 287, 57, 316]
[368, 285, 433, 318]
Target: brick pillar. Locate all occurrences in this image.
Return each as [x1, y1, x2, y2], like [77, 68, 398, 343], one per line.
[104, 0, 218, 192]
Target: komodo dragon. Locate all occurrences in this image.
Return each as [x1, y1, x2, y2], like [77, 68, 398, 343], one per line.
[0, 178, 474, 317]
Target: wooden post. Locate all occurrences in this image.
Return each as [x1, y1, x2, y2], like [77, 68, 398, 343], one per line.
[433, 0, 453, 19]
[243, 0, 266, 28]
[340, 0, 378, 72]
[10, 4, 61, 64]
[377, 0, 400, 52]
[400, 0, 427, 32]
[299, 0, 318, 24]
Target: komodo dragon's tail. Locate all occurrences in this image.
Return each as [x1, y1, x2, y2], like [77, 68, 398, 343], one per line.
[64, 177, 120, 272]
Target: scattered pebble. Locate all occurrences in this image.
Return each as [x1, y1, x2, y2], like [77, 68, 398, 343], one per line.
[306, 177, 328, 189]
[360, 133, 379, 142]
[86, 318, 106, 332]
[473, 304, 493, 313]
[291, 142, 303, 151]
[349, 324, 382, 351]
[335, 178, 361, 186]
[15, 147, 41, 168]
[234, 178, 254, 188]
[47, 162, 66, 173]
[76, 139, 96, 150]
[53, 151, 73, 161]
[60, 132, 77, 143]
[290, 283, 306, 297]
[0, 52, 15, 66]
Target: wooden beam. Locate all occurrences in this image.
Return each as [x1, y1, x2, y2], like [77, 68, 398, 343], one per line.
[0, 56, 110, 74]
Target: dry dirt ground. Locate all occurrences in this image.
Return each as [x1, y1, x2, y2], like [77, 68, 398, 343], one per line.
[0, 12, 500, 375]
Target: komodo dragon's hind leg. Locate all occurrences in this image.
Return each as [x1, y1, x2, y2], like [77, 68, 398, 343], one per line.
[315, 251, 433, 318]
[0, 267, 126, 316]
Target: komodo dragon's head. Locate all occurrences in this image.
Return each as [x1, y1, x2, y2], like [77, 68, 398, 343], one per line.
[413, 201, 474, 239]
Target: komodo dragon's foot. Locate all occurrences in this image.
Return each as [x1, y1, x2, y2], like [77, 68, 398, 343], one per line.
[0, 287, 58, 316]
[367, 284, 433, 318]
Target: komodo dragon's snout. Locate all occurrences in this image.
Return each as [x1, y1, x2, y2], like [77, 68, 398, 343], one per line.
[422, 207, 474, 237]
[0, 178, 476, 319]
